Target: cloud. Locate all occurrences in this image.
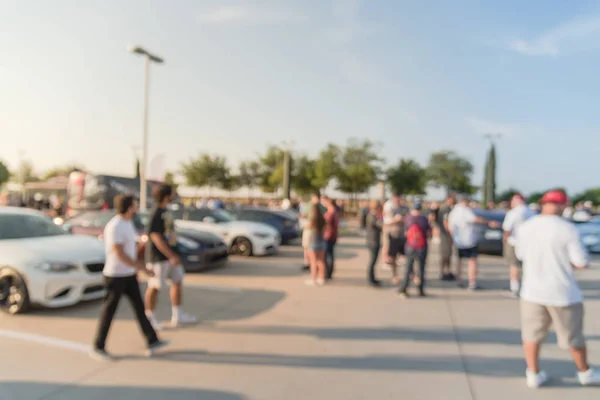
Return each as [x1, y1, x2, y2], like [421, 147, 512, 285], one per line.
[464, 117, 522, 137]
[197, 5, 307, 25]
[509, 16, 600, 56]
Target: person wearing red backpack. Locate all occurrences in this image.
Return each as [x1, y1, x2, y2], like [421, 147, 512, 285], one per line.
[398, 200, 431, 298]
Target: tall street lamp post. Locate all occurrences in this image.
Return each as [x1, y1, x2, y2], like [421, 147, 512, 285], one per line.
[128, 45, 164, 211]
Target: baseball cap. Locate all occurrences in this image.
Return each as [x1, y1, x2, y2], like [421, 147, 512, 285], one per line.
[511, 193, 525, 202]
[540, 190, 568, 205]
[413, 200, 423, 211]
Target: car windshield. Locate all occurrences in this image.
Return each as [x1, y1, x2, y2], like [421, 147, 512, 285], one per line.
[212, 209, 236, 222]
[0, 213, 68, 240]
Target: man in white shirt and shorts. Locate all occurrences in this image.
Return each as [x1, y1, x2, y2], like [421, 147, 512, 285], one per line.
[448, 194, 498, 290]
[515, 190, 600, 388]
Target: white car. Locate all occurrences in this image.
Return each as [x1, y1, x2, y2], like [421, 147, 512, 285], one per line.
[0, 207, 106, 314]
[169, 207, 280, 257]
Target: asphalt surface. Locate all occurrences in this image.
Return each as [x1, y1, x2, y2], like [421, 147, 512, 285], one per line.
[2, 235, 600, 399]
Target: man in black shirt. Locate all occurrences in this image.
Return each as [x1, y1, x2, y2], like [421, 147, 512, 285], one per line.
[144, 184, 197, 330]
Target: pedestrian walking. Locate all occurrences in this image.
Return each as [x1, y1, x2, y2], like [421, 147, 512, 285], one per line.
[398, 201, 431, 298]
[322, 195, 340, 280]
[447, 194, 498, 290]
[382, 193, 407, 284]
[144, 184, 197, 330]
[437, 194, 456, 280]
[366, 200, 383, 287]
[502, 193, 535, 298]
[91, 194, 169, 360]
[515, 190, 600, 388]
[304, 201, 327, 286]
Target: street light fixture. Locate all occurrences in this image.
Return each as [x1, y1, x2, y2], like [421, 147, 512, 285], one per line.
[128, 45, 164, 211]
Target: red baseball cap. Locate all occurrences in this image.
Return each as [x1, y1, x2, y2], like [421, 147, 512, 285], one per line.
[540, 190, 568, 205]
[511, 193, 525, 202]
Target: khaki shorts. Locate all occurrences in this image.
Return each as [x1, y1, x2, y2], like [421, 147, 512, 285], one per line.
[521, 300, 585, 349]
[147, 260, 185, 290]
[504, 243, 522, 268]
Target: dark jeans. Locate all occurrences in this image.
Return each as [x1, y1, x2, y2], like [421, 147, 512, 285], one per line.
[94, 275, 158, 350]
[325, 239, 336, 279]
[368, 246, 380, 283]
[400, 248, 427, 292]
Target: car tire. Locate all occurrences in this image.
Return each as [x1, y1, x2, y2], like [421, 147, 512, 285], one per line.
[231, 237, 253, 257]
[0, 267, 31, 315]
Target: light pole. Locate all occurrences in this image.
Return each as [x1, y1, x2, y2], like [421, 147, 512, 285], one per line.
[128, 45, 164, 211]
[281, 140, 294, 200]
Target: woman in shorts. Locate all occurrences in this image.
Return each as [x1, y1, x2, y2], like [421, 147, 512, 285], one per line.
[304, 203, 327, 286]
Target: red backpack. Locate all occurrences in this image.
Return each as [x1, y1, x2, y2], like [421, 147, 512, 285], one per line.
[406, 222, 426, 250]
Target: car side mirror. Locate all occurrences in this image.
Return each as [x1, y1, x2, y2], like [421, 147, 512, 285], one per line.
[203, 216, 216, 223]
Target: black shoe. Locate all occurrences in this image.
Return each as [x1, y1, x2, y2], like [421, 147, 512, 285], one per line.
[447, 273, 457, 281]
[301, 265, 310, 271]
[369, 280, 382, 287]
[440, 273, 450, 281]
[146, 339, 171, 357]
[418, 290, 426, 297]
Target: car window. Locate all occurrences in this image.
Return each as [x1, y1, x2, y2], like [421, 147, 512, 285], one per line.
[170, 208, 185, 220]
[187, 209, 209, 221]
[0, 213, 68, 240]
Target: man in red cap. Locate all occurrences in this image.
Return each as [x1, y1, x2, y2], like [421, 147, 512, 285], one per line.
[502, 193, 536, 298]
[515, 190, 600, 388]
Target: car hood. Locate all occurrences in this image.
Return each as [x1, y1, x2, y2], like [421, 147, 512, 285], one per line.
[0, 234, 105, 266]
[177, 228, 224, 244]
[222, 220, 279, 235]
[175, 220, 278, 236]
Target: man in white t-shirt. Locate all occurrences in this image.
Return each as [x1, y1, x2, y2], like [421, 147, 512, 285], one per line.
[515, 190, 600, 388]
[91, 195, 169, 361]
[447, 194, 498, 290]
[502, 193, 536, 298]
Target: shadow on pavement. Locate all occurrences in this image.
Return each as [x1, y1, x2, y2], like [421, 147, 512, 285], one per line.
[205, 258, 305, 277]
[155, 351, 581, 383]
[0, 382, 247, 400]
[27, 286, 286, 323]
[275, 249, 358, 260]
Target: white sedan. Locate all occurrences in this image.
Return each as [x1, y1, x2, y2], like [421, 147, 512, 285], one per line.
[168, 207, 280, 257]
[0, 207, 106, 314]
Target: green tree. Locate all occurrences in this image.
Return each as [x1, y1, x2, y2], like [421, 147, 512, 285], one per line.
[42, 164, 85, 180]
[238, 161, 262, 197]
[482, 144, 496, 204]
[386, 159, 426, 195]
[571, 188, 600, 205]
[257, 145, 291, 193]
[497, 188, 520, 203]
[335, 139, 384, 200]
[0, 161, 10, 188]
[312, 144, 341, 189]
[163, 171, 178, 191]
[220, 173, 241, 194]
[292, 154, 320, 196]
[180, 154, 230, 193]
[426, 150, 476, 195]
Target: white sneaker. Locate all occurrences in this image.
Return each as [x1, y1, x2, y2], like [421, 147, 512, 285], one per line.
[171, 311, 198, 327]
[305, 279, 316, 286]
[578, 368, 600, 386]
[381, 263, 392, 271]
[526, 369, 549, 388]
[146, 312, 163, 331]
[316, 278, 325, 286]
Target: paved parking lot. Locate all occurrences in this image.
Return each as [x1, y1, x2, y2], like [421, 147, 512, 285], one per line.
[2, 235, 600, 399]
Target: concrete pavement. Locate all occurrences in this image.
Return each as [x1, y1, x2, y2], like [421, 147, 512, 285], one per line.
[1, 235, 600, 399]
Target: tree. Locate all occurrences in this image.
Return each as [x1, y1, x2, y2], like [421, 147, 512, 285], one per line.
[0, 161, 10, 188]
[15, 160, 39, 184]
[180, 154, 230, 193]
[335, 139, 384, 200]
[238, 161, 262, 196]
[482, 144, 496, 205]
[571, 188, 600, 205]
[292, 154, 320, 196]
[42, 164, 85, 180]
[497, 188, 520, 203]
[220, 173, 241, 194]
[312, 144, 341, 190]
[163, 171, 178, 191]
[426, 150, 476, 195]
[386, 159, 426, 195]
[257, 145, 290, 193]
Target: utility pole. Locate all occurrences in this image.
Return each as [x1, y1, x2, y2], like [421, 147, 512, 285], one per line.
[282, 140, 294, 200]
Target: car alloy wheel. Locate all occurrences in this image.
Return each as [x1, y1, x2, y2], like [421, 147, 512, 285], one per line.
[0, 268, 30, 315]
[232, 237, 253, 257]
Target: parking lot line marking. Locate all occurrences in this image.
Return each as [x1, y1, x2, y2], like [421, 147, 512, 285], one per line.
[185, 283, 243, 292]
[0, 329, 89, 353]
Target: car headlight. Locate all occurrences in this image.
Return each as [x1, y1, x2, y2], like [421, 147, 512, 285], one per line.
[253, 232, 271, 239]
[36, 262, 78, 273]
[177, 236, 200, 250]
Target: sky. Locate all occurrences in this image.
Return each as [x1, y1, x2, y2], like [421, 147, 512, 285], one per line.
[2, 0, 600, 196]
